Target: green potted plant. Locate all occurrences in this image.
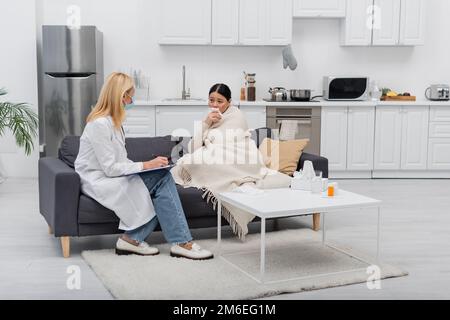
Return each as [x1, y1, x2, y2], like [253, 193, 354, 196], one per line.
[0, 87, 38, 183]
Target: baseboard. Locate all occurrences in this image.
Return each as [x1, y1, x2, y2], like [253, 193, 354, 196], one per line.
[328, 171, 372, 179]
[372, 171, 450, 179]
[329, 170, 450, 179]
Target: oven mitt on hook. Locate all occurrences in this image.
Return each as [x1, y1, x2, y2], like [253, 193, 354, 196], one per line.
[282, 45, 298, 71]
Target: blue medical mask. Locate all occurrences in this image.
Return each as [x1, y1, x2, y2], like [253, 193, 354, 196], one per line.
[124, 97, 134, 110]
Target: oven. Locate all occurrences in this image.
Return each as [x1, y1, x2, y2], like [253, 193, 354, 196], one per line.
[266, 106, 321, 155]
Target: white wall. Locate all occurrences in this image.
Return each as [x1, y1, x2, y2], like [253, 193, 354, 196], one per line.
[0, 0, 39, 178]
[38, 0, 450, 101]
[1, 0, 449, 177]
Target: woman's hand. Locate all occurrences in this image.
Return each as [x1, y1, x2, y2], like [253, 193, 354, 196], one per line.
[143, 156, 169, 170]
[205, 109, 222, 126]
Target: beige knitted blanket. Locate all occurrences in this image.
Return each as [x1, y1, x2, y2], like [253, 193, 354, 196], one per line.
[171, 106, 290, 240]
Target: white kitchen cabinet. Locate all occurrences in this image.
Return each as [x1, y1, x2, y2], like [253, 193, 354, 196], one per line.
[159, 0, 212, 45]
[428, 138, 450, 170]
[239, 0, 267, 45]
[340, 0, 373, 46]
[239, 105, 266, 129]
[212, 0, 239, 45]
[123, 106, 156, 137]
[347, 107, 375, 170]
[399, 0, 426, 45]
[320, 107, 348, 171]
[428, 106, 450, 170]
[374, 106, 429, 170]
[342, 0, 425, 46]
[429, 123, 450, 138]
[161, 0, 291, 46]
[155, 106, 209, 137]
[266, 0, 293, 45]
[400, 106, 429, 170]
[321, 106, 375, 173]
[293, 0, 346, 18]
[430, 106, 450, 122]
[239, 0, 292, 46]
[372, 0, 401, 46]
[374, 107, 402, 170]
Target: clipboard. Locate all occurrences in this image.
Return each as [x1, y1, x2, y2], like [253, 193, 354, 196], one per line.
[123, 164, 175, 176]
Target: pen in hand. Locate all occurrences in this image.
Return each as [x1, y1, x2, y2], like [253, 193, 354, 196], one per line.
[143, 155, 170, 170]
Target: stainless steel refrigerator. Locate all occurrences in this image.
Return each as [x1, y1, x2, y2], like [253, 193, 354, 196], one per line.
[40, 25, 103, 157]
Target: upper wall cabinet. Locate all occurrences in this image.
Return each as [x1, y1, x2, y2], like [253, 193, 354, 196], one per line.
[340, 0, 373, 46]
[212, 0, 239, 45]
[159, 0, 212, 45]
[372, 0, 401, 46]
[265, 0, 293, 45]
[213, 0, 292, 46]
[293, 0, 346, 18]
[341, 0, 425, 46]
[399, 0, 426, 45]
[160, 0, 292, 46]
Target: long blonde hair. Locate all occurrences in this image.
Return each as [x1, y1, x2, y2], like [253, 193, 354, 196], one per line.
[87, 72, 134, 129]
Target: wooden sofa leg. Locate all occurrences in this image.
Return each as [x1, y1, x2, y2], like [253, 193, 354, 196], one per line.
[312, 213, 320, 231]
[48, 226, 53, 234]
[60, 237, 70, 258]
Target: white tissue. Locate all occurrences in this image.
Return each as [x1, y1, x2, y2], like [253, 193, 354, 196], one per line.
[302, 161, 316, 180]
[291, 161, 318, 191]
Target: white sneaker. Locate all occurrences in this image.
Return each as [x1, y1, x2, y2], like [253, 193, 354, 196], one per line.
[115, 238, 159, 256]
[170, 242, 214, 260]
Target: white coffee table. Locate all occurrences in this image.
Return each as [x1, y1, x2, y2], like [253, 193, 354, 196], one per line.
[216, 188, 382, 284]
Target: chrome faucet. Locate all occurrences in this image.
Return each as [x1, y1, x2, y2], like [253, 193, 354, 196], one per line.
[181, 65, 190, 100]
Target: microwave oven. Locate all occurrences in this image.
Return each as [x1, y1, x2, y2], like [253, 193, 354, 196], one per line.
[323, 77, 370, 101]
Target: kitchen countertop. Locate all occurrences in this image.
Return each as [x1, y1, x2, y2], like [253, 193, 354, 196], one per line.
[239, 99, 450, 107]
[134, 99, 450, 107]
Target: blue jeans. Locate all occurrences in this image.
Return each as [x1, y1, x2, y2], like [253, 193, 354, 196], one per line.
[124, 169, 193, 245]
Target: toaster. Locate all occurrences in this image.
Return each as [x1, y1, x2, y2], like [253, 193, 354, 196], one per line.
[323, 77, 370, 101]
[426, 84, 450, 101]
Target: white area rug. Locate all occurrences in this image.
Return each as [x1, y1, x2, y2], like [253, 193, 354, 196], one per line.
[82, 229, 407, 300]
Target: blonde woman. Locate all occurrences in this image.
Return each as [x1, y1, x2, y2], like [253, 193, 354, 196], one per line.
[74, 72, 213, 260]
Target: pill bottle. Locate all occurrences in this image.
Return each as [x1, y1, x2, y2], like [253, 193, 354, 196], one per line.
[327, 184, 335, 197]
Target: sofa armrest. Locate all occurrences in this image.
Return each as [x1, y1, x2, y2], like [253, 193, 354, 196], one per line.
[39, 157, 80, 237]
[297, 152, 329, 178]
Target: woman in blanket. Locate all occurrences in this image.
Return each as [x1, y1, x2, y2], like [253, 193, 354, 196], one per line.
[171, 84, 291, 240]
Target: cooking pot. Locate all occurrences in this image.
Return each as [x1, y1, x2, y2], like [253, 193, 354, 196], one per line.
[269, 87, 288, 101]
[290, 89, 312, 101]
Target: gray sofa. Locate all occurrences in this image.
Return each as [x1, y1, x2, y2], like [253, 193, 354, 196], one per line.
[38, 128, 328, 257]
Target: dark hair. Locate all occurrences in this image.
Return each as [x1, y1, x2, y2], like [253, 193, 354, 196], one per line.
[209, 83, 232, 101]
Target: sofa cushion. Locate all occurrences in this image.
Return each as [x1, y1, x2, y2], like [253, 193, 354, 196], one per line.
[58, 136, 80, 168]
[78, 194, 119, 224]
[125, 135, 182, 162]
[58, 135, 183, 168]
[177, 185, 215, 219]
[78, 186, 215, 225]
[259, 138, 309, 176]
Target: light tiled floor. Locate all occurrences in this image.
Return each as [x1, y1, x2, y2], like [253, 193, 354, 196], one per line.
[1, 178, 449, 299]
